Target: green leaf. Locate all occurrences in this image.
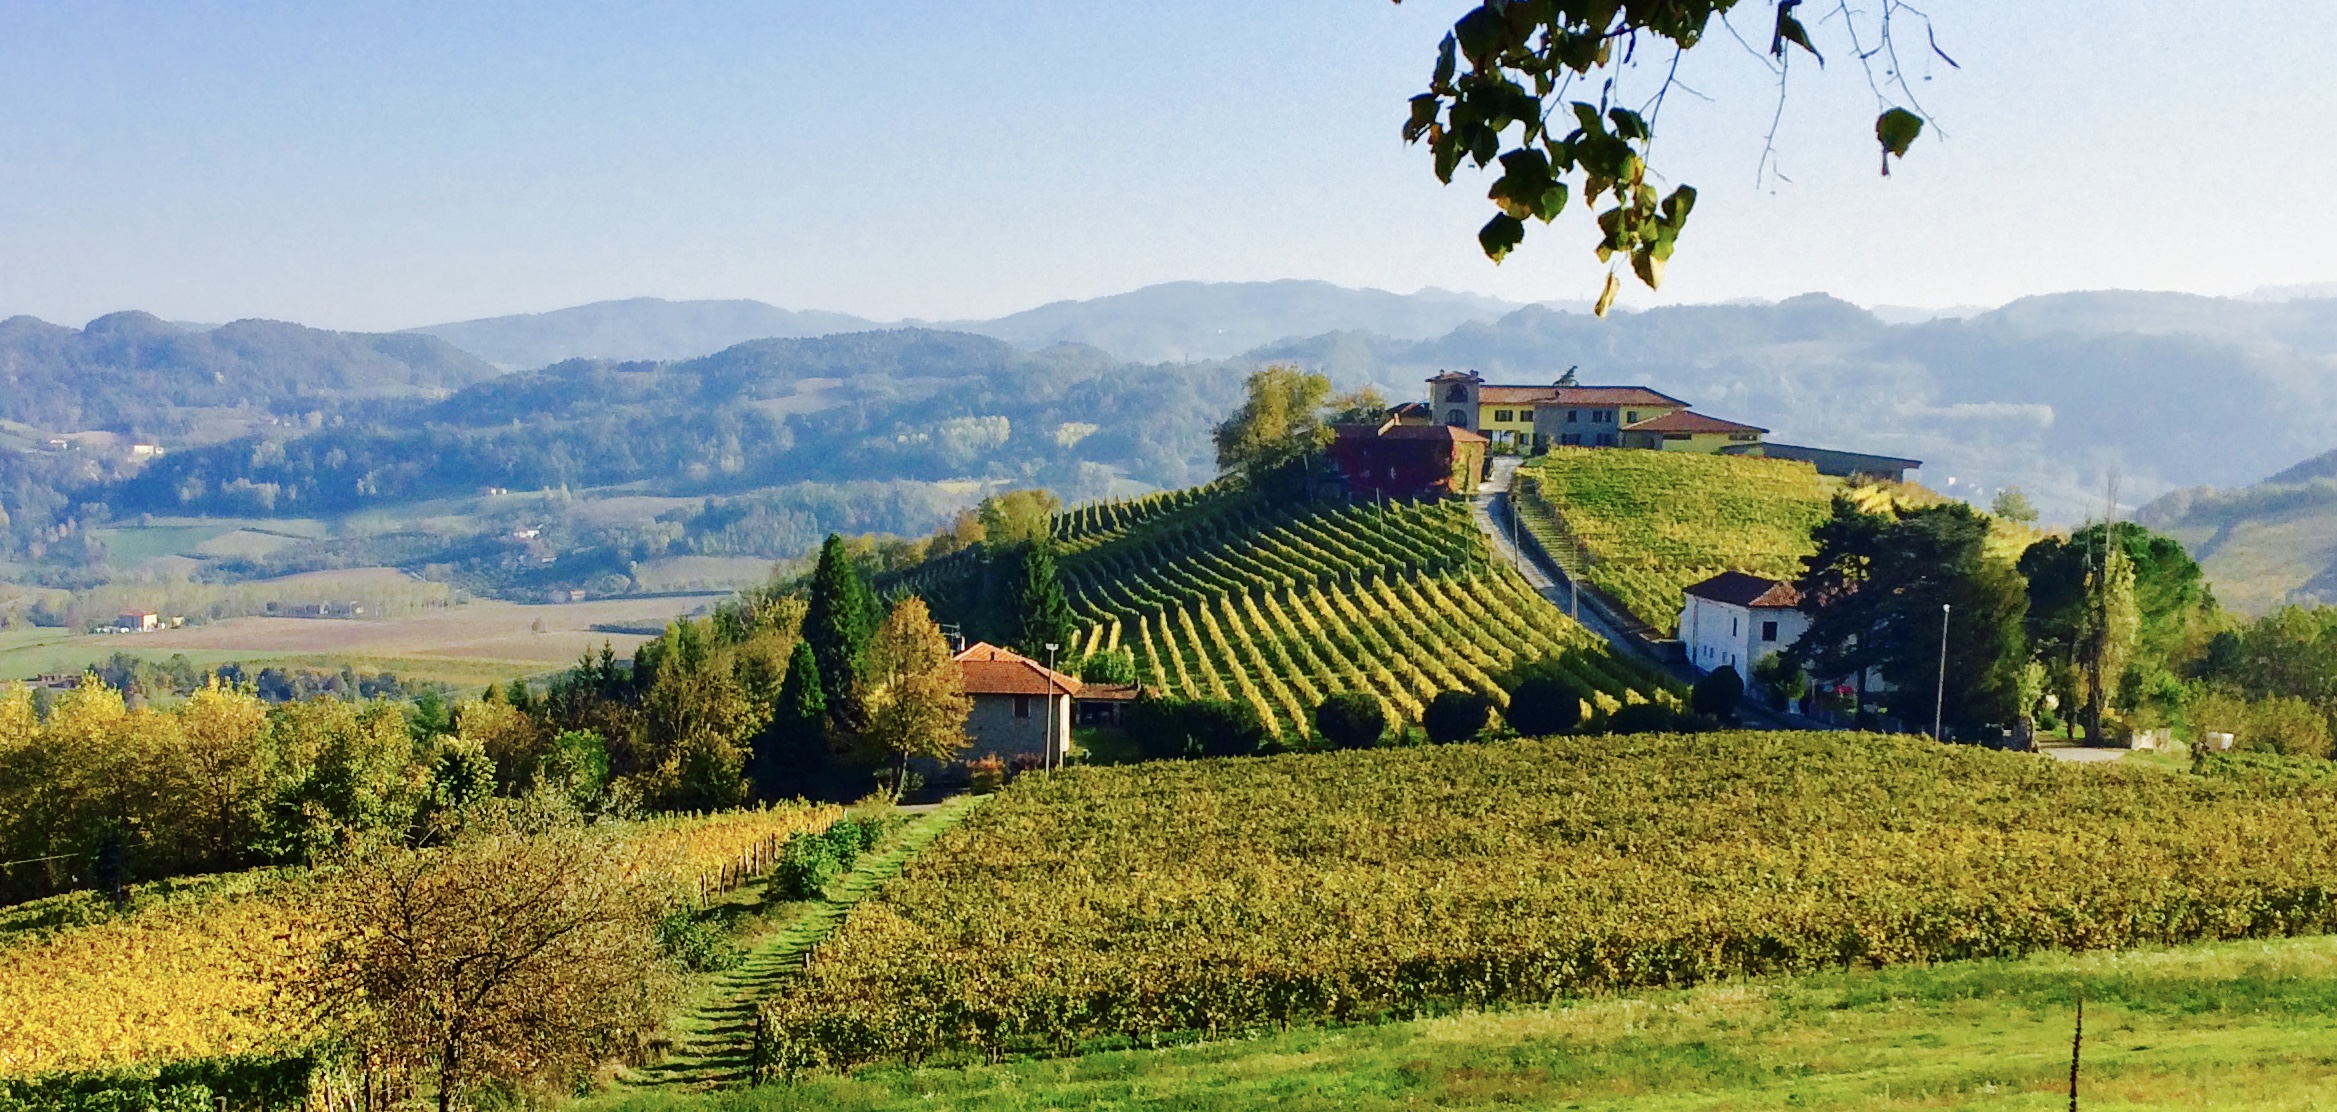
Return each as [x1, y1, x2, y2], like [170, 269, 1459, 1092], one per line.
[1876, 107, 1924, 172]
[1478, 214, 1526, 263]
[1571, 101, 1604, 136]
[1632, 248, 1666, 290]
[1404, 94, 1441, 144]
[1606, 108, 1649, 141]
[1431, 32, 1457, 91]
[1534, 182, 1570, 222]
[1594, 271, 1620, 318]
[1772, 0, 1824, 64]
[1660, 184, 1696, 227]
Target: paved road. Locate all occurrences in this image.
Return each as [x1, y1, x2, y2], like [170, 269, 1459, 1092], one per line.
[2042, 745, 2128, 764]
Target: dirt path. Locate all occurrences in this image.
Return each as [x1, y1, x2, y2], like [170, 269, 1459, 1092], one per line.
[625, 794, 986, 1091]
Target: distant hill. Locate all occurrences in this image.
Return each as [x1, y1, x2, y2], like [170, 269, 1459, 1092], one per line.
[404, 297, 881, 369]
[0, 311, 499, 431]
[112, 328, 1244, 517]
[404, 282, 1542, 368]
[1262, 291, 2337, 524]
[941, 280, 1537, 363]
[2137, 448, 2337, 614]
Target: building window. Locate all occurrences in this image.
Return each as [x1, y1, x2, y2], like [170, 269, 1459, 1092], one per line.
[1762, 620, 1779, 642]
[1445, 409, 1468, 427]
[1730, 432, 1759, 442]
[1014, 695, 1031, 718]
[1561, 433, 1581, 446]
[1445, 384, 1467, 402]
[1731, 616, 1738, 636]
[1567, 410, 1580, 423]
[1494, 409, 1513, 423]
[1627, 410, 1639, 423]
[1597, 434, 1616, 447]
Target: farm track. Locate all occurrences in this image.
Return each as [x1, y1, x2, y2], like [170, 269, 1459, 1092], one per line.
[627, 795, 986, 1092]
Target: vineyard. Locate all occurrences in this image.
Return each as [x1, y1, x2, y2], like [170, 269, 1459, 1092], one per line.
[0, 803, 839, 1078]
[1041, 491, 1678, 735]
[1511, 448, 1843, 635]
[756, 731, 2337, 1072]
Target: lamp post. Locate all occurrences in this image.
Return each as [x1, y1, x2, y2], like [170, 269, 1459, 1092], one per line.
[1045, 642, 1060, 772]
[1934, 603, 1951, 742]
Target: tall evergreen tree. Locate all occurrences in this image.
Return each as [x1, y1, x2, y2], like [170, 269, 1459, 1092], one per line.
[1010, 543, 1077, 660]
[1795, 500, 2029, 735]
[751, 639, 829, 799]
[803, 534, 879, 728]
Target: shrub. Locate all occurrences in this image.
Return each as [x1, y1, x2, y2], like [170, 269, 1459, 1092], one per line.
[853, 814, 889, 851]
[1603, 701, 1677, 734]
[1079, 649, 1138, 685]
[0, 1054, 318, 1112]
[1503, 671, 1585, 737]
[1127, 696, 1267, 759]
[968, 754, 1006, 795]
[1313, 693, 1388, 750]
[1422, 690, 1492, 744]
[821, 819, 863, 871]
[656, 910, 738, 972]
[1691, 667, 1745, 722]
[2244, 695, 2334, 758]
[773, 833, 841, 900]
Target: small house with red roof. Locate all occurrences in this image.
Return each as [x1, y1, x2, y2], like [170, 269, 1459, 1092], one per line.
[1678, 571, 1808, 682]
[953, 642, 1079, 765]
[1618, 410, 1768, 453]
[1327, 418, 1487, 500]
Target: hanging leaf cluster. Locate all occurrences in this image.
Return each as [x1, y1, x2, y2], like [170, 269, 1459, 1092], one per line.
[1400, 0, 1932, 309]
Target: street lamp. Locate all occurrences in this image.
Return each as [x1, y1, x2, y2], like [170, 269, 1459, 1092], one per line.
[1933, 603, 1951, 742]
[1045, 642, 1060, 772]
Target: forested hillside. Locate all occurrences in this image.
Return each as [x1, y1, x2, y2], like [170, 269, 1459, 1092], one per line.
[2140, 447, 2337, 614]
[0, 311, 498, 431]
[112, 330, 1237, 517]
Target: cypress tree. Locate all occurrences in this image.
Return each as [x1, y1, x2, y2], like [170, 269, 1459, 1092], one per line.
[752, 639, 829, 799]
[1011, 542, 1077, 659]
[804, 534, 879, 723]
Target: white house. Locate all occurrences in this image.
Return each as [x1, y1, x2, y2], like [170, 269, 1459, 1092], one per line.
[1678, 572, 1807, 682]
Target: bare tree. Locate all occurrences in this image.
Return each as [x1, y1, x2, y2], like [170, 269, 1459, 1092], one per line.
[304, 798, 676, 1111]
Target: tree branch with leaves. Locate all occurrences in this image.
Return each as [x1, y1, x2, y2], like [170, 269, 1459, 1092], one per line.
[1399, 0, 1950, 312]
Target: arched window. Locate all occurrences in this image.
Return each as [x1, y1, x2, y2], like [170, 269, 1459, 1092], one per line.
[1444, 384, 1467, 402]
[1445, 409, 1468, 427]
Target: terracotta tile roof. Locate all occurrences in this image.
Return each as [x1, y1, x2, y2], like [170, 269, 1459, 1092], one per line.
[1683, 571, 1803, 608]
[1551, 386, 1689, 408]
[952, 642, 1080, 696]
[1334, 421, 1489, 443]
[1470, 384, 1691, 408]
[1625, 409, 1767, 434]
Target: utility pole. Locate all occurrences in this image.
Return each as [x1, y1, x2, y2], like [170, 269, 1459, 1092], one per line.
[1045, 641, 1060, 772]
[1934, 602, 1951, 741]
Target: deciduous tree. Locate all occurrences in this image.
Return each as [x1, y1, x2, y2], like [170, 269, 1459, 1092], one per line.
[857, 597, 971, 794]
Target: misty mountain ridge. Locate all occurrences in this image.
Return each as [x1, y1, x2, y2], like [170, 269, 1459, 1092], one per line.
[401, 280, 1555, 367]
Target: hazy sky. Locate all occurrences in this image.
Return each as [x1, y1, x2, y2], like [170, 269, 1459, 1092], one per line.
[1, 1, 2331, 331]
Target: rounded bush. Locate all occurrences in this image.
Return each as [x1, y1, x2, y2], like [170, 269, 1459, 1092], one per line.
[1503, 674, 1584, 737]
[1422, 690, 1492, 744]
[773, 832, 841, 900]
[1691, 667, 1746, 722]
[1604, 701, 1677, 734]
[1314, 693, 1388, 750]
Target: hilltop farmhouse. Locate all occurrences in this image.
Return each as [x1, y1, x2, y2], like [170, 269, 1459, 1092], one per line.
[1409, 370, 1921, 482]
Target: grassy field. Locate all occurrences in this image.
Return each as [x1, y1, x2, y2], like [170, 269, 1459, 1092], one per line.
[0, 591, 724, 689]
[602, 933, 2337, 1110]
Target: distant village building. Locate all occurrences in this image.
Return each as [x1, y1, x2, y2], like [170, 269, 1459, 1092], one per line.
[1327, 419, 1487, 500]
[1413, 371, 1921, 476]
[129, 443, 163, 458]
[953, 642, 1078, 765]
[1678, 572, 1807, 682]
[112, 612, 161, 633]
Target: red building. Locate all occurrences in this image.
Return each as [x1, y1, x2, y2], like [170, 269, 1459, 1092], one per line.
[1327, 419, 1487, 500]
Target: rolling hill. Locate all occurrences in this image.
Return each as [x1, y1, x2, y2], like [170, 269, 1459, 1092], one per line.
[2138, 447, 2337, 614]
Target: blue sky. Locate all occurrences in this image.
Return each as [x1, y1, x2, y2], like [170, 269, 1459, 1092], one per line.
[0, 1, 2330, 330]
